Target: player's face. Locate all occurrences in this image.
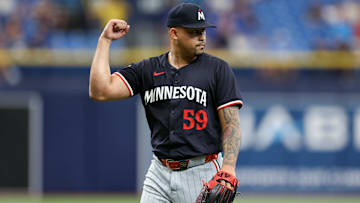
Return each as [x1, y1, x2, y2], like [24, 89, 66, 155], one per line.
[177, 27, 206, 56]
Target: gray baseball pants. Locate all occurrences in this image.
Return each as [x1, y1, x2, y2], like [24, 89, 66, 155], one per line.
[140, 153, 223, 203]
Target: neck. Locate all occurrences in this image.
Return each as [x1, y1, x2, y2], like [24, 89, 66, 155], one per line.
[168, 46, 197, 69]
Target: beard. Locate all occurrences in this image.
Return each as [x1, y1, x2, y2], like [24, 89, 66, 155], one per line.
[195, 41, 206, 54]
[195, 47, 205, 56]
[177, 40, 205, 58]
[193, 43, 206, 56]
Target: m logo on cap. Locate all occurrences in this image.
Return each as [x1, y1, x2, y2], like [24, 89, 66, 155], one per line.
[198, 8, 205, 21]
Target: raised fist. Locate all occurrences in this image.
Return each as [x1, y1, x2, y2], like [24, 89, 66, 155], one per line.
[100, 19, 130, 41]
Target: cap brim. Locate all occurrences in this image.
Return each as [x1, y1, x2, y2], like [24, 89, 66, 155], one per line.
[180, 22, 216, 29]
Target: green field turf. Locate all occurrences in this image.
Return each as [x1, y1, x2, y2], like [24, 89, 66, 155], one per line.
[0, 194, 359, 203]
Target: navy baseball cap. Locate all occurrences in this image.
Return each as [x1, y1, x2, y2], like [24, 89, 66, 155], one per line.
[166, 3, 216, 29]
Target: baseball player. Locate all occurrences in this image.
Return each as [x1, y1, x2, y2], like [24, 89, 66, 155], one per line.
[89, 3, 243, 203]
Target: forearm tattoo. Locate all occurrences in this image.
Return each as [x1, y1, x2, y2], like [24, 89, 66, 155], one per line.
[221, 106, 241, 167]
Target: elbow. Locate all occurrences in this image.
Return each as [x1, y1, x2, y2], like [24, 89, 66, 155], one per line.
[89, 93, 98, 101]
[89, 94, 106, 101]
[89, 84, 103, 101]
[89, 91, 98, 101]
[89, 89, 106, 101]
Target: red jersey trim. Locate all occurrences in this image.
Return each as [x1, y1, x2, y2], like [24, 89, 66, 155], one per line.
[114, 72, 134, 96]
[217, 100, 243, 111]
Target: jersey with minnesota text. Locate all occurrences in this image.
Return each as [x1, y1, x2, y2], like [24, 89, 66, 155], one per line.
[115, 52, 243, 160]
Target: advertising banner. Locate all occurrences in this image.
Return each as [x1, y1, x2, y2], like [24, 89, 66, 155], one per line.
[237, 92, 360, 192]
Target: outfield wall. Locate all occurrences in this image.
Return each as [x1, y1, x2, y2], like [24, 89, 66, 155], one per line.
[0, 67, 359, 193]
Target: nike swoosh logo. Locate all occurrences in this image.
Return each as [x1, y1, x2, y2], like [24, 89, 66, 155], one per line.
[153, 71, 165, 76]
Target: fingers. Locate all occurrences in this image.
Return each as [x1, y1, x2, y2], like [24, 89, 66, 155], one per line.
[225, 182, 233, 190]
[101, 19, 130, 40]
[112, 20, 129, 33]
[125, 25, 130, 32]
[219, 180, 234, 190]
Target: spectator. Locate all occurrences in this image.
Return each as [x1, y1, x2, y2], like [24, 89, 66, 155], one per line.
[0, 50, 21, 86]
[0, 0, 359, 51]
[88, 0, 130, 27]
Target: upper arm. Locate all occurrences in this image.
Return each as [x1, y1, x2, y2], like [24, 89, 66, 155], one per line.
[215, 61, 243, 128]
[96, 62, 143, 101]
[218, 106, 241, 131]
[105, 73, 132, 100]
[90, 73, 131, 101]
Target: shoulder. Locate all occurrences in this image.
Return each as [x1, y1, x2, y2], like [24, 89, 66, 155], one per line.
[201, 53, 229, 68]
[132, 53, 166, 68]
[201, 54, 236, 79]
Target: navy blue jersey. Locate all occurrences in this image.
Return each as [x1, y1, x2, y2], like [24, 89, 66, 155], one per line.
[116, 52, 243, 160]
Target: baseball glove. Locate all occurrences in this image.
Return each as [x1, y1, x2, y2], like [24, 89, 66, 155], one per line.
[196, 171, 239, 203]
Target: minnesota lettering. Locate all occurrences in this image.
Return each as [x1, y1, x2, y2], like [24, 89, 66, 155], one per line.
[144, 85, 207, 107]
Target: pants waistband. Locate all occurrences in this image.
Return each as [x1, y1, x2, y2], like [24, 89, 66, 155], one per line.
[157, 154, 218, 171]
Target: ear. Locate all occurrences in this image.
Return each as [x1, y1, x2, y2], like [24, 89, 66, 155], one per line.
[169, 28, 178, 40]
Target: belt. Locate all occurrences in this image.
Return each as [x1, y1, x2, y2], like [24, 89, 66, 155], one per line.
[160, 154, 218, 171]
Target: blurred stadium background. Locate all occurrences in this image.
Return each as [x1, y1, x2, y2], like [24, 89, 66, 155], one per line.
[1, 0, 360, 202]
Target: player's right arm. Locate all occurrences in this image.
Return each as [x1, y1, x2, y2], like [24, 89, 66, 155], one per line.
[89, 19, 131, 101]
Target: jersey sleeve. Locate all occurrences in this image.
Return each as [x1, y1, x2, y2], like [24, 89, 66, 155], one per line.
[114, 61, 144, 96]
[215, 62, 243, 110]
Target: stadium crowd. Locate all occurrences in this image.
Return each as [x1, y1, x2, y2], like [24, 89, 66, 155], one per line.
[0, 0, 359, 50]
